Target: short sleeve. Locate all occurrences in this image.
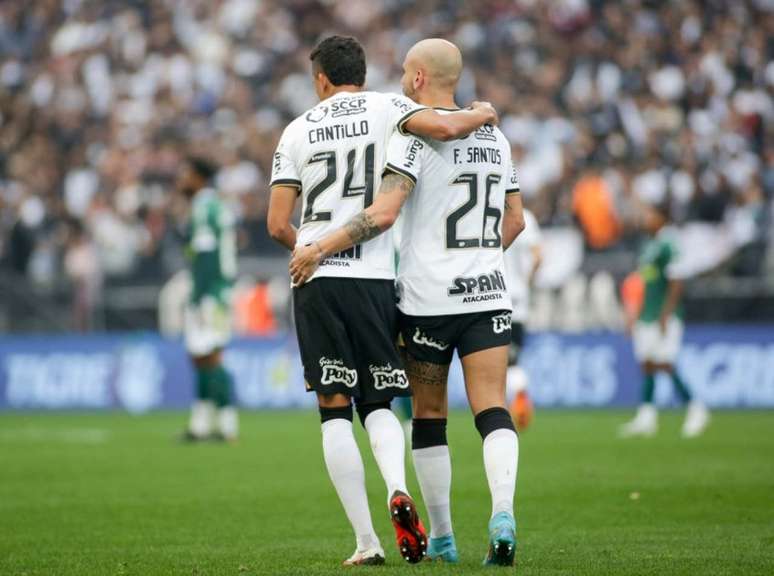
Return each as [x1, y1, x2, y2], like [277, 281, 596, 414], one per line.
[270, 127, 301, 191]
[383, 131, 424, 185]
[386, 93, 429, 136]
[506, 157, 520, 194]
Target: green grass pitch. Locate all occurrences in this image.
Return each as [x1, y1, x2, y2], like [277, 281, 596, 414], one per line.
[1, 410, 773, 575]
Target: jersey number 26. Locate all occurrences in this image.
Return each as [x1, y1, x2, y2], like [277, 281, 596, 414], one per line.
[447, 173, 502, 249]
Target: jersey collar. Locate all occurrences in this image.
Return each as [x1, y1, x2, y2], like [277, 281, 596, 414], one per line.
[321, 89, 364, 104]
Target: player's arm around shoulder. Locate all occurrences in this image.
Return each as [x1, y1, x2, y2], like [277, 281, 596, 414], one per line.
[405, 101, 499, 141]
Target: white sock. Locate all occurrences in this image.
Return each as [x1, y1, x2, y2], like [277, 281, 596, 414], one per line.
[364, 408, 408, 501]
[189, 400, 214, 437]
[506, 365, 529, 399]
[637, 403, 657, 424]
[322, 418, 380, 551]
[217, 406, 239, 440]
[412, 445, 452, 538]
[483, 428, 519, 518]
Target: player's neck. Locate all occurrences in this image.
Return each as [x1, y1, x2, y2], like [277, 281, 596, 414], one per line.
[416, 90, 457, 110]
[326, 85, 363, 99]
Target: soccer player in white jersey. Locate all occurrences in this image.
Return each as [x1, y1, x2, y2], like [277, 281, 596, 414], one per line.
[290, 39, 525, 567]
[504, 208, 543, 430]
[267, 35, 497, 566]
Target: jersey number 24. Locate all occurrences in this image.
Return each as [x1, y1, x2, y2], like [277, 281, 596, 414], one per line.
[303, 144, 375, 224]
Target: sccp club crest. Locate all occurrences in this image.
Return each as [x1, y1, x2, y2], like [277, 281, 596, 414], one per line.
[306, 105, 329, 123]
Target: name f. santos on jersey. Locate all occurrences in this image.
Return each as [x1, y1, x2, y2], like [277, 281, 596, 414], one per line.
[384, 111, 520, 317]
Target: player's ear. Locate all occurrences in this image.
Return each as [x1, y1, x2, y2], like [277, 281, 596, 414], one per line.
[317, 72, 331, 94]
[313, 71, 328, 98]
[413, 68, 424, 91]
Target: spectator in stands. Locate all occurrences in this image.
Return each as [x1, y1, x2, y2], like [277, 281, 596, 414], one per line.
[63, 218, 102, 331]
[0, 0, 771, 330]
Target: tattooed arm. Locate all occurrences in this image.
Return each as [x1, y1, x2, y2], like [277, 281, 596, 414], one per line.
[289, 172, 415, 286]
[502, 192, 525, 250]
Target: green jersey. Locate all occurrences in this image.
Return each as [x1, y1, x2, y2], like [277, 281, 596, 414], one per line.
[638, 227, 682, 322]
[187, 188, 236, 305]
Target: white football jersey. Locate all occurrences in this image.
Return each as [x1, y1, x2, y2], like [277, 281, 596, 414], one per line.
[271, 91, 428, 281]
[504, 208, 541, 323]
[385, 112, 520, 316]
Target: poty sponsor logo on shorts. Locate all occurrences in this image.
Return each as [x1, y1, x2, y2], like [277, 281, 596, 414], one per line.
[319, 357, 357, 388]
[369, 363, 409, 390]
[492, 312, 512, 334]
[412, 327, 450, 351]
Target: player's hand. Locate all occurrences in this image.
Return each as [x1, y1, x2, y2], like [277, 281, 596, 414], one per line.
[471, 101, 499, 126]
[289, 242, 323, 287]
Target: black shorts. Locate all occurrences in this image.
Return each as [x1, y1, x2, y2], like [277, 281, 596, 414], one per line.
[508, 322, 525, 366]
[293, 277, 410, 403]
[399, 309, 512, 365]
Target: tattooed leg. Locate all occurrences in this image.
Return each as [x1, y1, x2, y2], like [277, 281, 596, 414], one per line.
[404, 351, 450, 419]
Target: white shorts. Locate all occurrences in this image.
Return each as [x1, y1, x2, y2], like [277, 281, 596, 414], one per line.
[184, 297, 232, 356]
[632, 318, 683, 364]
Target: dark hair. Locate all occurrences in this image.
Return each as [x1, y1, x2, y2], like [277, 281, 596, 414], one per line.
[187, 156, 217, 182]
[309, 35, 366, 87]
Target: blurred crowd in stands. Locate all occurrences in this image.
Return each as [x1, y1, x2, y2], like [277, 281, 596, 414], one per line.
[0, 0, 772, 330]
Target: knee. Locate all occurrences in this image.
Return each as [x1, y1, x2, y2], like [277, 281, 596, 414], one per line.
[317, 393, 352, 410]
[413, 395, 447, 419]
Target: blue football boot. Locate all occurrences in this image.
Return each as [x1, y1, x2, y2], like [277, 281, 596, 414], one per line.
[427, 533, 459, 563]
[483, 511, 516, 566]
